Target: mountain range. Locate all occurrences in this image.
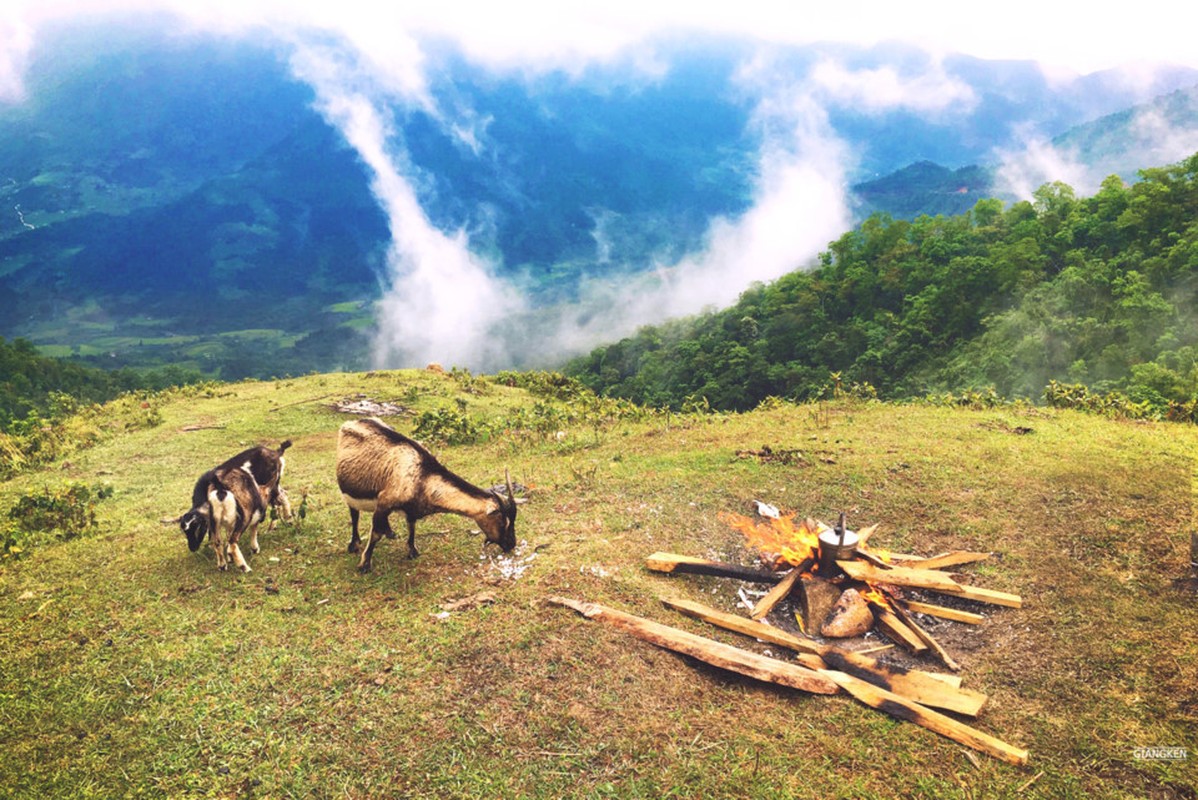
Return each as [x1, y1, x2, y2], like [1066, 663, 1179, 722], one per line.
[2, 18, 1197, 377]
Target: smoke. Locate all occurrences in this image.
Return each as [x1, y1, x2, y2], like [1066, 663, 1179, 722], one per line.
[996, 101, 1198, 202]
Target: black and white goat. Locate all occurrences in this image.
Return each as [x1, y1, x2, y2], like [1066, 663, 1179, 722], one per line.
[173, 440, 292, 569]
[335, 417, 519, 573]
[177, 464, 267, 572]
[207, 440, 293, 524]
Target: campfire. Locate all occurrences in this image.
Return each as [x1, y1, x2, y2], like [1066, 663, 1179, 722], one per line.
[708, 508, 1019, 671]
[548, 504, 1029, 765]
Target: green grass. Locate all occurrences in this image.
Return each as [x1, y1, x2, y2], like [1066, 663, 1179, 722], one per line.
[1, 371, 1196, 798]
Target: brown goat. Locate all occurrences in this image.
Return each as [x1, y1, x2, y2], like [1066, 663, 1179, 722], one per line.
[335, 417, 518, 573]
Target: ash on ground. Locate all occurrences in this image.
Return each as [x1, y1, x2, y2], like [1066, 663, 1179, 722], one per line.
[480, 541, 538, 582]
[329, 395, 413, 416]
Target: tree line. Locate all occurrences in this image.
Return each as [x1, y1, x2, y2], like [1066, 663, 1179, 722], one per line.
[566, 153, 1198, 414]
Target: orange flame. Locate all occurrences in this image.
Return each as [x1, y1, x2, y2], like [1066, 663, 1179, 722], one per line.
[860, 586, 891, 610]
[720, 511, 823, 570]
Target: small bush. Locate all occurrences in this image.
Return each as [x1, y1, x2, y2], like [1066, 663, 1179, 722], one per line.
[413, 407, 493, 446]
[4, 482, 113, 558]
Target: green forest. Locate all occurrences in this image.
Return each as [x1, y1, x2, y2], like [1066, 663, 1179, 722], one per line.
[567, 153, 1198, 414]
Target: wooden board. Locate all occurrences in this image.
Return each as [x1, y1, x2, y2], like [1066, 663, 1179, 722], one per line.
[660, 597, 987, 717]
[894, 551, 992, 570]
[838, 560, 963, 593]
[644, 552, 783, 583]
[547, 596, 838, 695]
[822, 670, 1029, 765]
[903, 600, 985, 625]
[934, 584, 1023, 609]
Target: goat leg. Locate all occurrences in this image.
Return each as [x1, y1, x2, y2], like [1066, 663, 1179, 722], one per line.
[347, 508, 361, 553]
[358, 510, 393, 573]
[227, 527, 252, 572]
[406, 513, 419, 559]
[211, 525, 227, 571]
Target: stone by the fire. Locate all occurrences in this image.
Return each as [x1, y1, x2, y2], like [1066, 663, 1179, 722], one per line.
[798, 574, 842, 632]
[820, 588, 874, 638]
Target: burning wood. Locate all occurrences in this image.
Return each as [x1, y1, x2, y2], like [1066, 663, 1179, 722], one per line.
[649, 506, 1024, 712]
[820, 588, 873, 638]
[750, 557, 812, 620]
[865, 591, 929, 654]
[882, 590, 961, 671]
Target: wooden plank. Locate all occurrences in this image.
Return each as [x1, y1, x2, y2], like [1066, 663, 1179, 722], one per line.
[546, 596, 838, 695]
[838, 560, 963, 593]
[934, 584, 1023, 609]
[904, 600, 985, 625]
[855, 548, 893, 570]
[822, 670, 1028, 765]
[896, 551, 992, 570]
[751, 563, 806, 620]
[886, 598, 960, 671]
[872, 606, 929, 653]
[644, 552, 783, 584]
[855, 523, 880, 547]
[660, 597, 986, 716]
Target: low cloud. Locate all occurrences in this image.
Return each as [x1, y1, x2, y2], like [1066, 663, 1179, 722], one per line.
[994, 133, 1092, 200]
[501, 84, 853, 367]
[809, 58, 977, 115]
[0, 12, 33, 103]
[290, 37, 524, 370]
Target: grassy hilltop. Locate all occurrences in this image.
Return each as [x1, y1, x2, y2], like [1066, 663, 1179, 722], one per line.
[1, 369, 1196, 798]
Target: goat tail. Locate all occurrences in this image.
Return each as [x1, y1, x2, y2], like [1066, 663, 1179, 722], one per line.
[277, 439, 293, 454]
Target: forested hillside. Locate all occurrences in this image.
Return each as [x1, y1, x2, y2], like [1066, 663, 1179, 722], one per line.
[568, 153, 1198, 411]
[0, 337, 197, 430]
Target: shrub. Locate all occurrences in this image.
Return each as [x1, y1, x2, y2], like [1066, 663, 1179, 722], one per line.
[4, 482, 113, 558]
[413, 406, 493, 445]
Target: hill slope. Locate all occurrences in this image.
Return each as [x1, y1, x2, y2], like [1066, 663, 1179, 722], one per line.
[568, 152, 1198, 410]
[1, 370, 1195, 797]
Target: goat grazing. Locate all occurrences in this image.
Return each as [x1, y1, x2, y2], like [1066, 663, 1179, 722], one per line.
[177, 464, 267, 571]
[206, 440, 293, 523]
[335, 417, 519, 573]
[171, 440, 292, 568]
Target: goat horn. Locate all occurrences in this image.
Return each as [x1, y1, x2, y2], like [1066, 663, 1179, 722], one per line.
[160, 516, 181, 526]
[505, 468, 516, 506]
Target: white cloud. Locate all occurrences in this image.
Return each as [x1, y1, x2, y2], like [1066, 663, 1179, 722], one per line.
[508, 88, 852, 365]
[994, 134, 1091, 201]
[809, 59, 977, 115]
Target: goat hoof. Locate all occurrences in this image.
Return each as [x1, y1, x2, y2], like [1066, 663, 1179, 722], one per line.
[357, 563, 372, 574]
[407, 549, 420, 560]
[347, 542, 360, 554]
[241, 565, 252, 573]
[251, 546, 260, 555]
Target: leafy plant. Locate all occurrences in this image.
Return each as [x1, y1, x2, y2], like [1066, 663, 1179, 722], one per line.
[4, 482, 113, 557]
[413, 406, 493, 445]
